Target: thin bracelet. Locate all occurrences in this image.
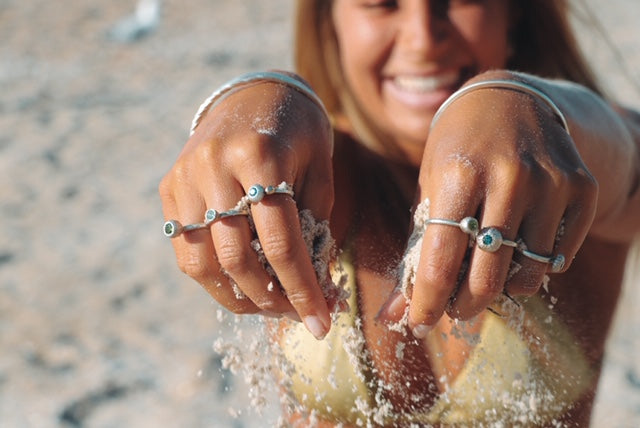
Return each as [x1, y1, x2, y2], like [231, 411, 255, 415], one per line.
[190, 71, 329, 136]
[430, 79, 570, 135]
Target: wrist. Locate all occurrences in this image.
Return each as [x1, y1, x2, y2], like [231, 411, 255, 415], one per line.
[190, 71, 330, 138]
[432, 71, 570, 135]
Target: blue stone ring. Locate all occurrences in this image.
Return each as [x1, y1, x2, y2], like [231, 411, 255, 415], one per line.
[476, 227, 518, 253]
[163, 219, 208, 238]
[246, 182, 294, 204]
[519, 249, 566, 273]
[424, 216, 565, 273]
[163, 207, 250, 238]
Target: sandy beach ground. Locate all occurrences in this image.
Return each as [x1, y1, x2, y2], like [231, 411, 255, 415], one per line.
[1, 1, 639, 427]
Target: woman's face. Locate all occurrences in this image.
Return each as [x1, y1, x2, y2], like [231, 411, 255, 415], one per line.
[332, 0, 512, 162]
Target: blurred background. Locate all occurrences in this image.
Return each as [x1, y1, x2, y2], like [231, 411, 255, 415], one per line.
[0, 0, 638, 427]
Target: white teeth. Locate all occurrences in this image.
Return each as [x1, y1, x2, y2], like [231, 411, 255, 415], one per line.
[394, 73, 458, 92]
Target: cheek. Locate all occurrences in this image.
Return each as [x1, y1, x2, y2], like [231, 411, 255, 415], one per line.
[453, 12, 510, 69]
[338, 24, 389, 79]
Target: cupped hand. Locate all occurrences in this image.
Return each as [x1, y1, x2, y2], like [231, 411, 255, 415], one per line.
[159, 79, 335, 339]
[379, 79, 598, 336]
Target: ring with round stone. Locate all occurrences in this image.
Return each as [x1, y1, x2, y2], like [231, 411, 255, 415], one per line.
[425, 216, 480, 238]
[163, 220, 207, 238]
[475, 227, 518, 253]
[163, 207, 250, 238]
[519, 249, 566, 273]
[246, 182, 294, 204]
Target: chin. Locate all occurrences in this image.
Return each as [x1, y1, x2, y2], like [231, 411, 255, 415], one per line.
[395, 121, 431, 146]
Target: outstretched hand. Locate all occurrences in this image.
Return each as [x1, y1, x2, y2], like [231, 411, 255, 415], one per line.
[379, 78, 598, 337]
[159, 79, 336, 339]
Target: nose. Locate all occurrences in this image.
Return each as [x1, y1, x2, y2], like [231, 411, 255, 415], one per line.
[398, 1, 449, 58]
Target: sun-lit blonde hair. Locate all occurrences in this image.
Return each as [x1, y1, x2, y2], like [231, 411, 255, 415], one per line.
[293, 0, 601, 154]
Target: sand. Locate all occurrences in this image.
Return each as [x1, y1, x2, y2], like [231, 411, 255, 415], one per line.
[0, 0, 639, 426]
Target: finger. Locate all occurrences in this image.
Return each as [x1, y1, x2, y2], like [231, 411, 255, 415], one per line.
[448, 176, 527, 319]
[161, 174, 259, 314]
[547, 174, 598, 273]
[206, 182, 298, 317]
[294, 118, 335, 221]
[504, 187, 567, 296]
[250, 194, 332, 340]
[409, 168, 482, 336]
[296, 163, 334, 221]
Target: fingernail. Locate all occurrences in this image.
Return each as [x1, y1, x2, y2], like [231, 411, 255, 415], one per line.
[334, 300, 350, 314]
[284, 312, 302, 323]
[304, 315, 328, 340]
[412, 324, 434, 339]
[375, 292, 407, 323]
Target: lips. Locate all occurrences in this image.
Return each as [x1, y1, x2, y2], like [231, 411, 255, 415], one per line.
[384, 70, 462, 110]
[393, 71, 460, 93]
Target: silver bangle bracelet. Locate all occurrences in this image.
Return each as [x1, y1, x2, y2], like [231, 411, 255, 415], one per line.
[430, 79, 570, 135]
[190, 71, 329, 136]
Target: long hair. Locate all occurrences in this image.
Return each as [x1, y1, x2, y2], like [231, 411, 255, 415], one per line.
[293, 0, 602, 155]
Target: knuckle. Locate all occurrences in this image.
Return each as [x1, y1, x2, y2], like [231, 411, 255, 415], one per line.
[228, 134, 293, 171]
[254, 298, 281, 313]
[224, 300, 259, 315]
[441, 157, 482, 186]
[470, 282, 502, 300]
[285, 288, 317, 310]
[170, 159, 194, 188]
[415, 308, 442, 326]
[496, 158, 543, 195]
[177, 252, 209, 281]
[422, 255, 460, 288]
[158, 174, 173, 200]
[193, 139, 217, 164]
[573, 168, 599, 199]
[216, 238, 251, 274]
[468, 268, 503, 299]
[260, 233, 298, 265]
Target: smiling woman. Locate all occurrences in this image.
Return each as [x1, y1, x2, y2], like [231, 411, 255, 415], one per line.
[159, 0, 640, 426]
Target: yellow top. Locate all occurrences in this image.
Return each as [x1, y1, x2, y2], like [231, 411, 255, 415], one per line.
[276, 251, 594, 426]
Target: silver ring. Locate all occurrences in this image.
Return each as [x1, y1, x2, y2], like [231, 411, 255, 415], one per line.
[476, 227, 518, 253]
[218, 208, 250, 219]
[163, 207, 250, 238]
[425, 216, 480, 237]
[163, 220, 209, 238]
[246, 182, 294, 204]
[519, 249, 565, 273]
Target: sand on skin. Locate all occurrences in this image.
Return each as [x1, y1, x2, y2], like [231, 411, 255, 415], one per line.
[0, 0, 639, 426]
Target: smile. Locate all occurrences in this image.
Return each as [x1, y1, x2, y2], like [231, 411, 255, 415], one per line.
[393, 72, 459, 93]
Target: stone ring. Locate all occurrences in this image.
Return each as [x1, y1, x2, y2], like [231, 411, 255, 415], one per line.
[519, 249, 566, 273]
[246, 182, 294, 204]
[475, 227, 518, 253]
[425, 216, 480, 237]
[163, 207, 250, 238]
[424, 216, 565, 273]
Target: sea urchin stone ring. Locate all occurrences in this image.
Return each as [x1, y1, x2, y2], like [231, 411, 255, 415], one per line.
[425, 216, 480, 237]
[476, 227, 518, 253]
[163, 207, 250, 238]
[246, 182, 294, 204]
[519, 249, 566, 273]
[163, 220, 206, 238]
